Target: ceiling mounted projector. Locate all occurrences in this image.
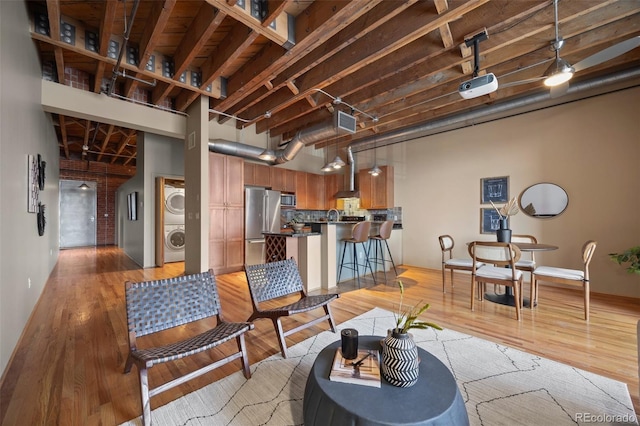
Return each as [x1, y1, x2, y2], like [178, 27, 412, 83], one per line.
[458, 73, 498, 99]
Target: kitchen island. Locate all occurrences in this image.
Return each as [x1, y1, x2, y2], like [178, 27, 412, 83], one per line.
[311, 221, 403, 289]
[263, 231, 322, 292]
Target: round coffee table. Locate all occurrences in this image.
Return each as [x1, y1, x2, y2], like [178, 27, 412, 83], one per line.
[303, 335, 469, 425]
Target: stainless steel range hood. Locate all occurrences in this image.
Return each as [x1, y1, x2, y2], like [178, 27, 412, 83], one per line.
[335, 146, 359, 199]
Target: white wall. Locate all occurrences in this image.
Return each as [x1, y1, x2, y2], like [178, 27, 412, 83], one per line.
[395, 87, 640, 298]
[118, 132, 185, 267]
[0, 1, 61, 375]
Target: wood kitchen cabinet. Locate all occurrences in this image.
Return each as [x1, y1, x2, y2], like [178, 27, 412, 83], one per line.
[295, 171, 308, 208]
[270, 166, 285, 191]
[306, 172, 325, 210]
[324, 173, 344, 209]
[209, 153, 244, 274]
[283, 169, 296, 193]
[358, 165, 394, 209]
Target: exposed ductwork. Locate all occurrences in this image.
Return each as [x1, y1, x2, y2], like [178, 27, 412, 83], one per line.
[347, 67, 640, 152]
[209, 68, 639, 197]
[209, 110, 356, 165]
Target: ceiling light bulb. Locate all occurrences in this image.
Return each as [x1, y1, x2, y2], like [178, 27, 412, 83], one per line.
[543, 57, 574, 87]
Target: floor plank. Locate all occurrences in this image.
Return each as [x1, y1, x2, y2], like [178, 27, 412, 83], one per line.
[1, 246, 638, 425]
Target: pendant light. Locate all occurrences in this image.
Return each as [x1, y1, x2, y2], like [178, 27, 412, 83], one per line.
[79, 182, 90, 189]
[331, 142, 345, 169]
[368, 133, 381, 176]
[321, 136, 337, 172]
[321, 145, 334, 172]
[258, 112, 276, 161]
[543, 0, 574, 87]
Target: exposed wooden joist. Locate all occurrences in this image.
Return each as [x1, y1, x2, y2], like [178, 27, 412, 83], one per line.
[211, 0, 382, 116]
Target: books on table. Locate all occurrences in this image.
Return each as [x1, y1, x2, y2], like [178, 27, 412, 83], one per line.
[329, 348, 381, 388]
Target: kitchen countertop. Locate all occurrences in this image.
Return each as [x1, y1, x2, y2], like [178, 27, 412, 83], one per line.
[263, 231, 321, 237]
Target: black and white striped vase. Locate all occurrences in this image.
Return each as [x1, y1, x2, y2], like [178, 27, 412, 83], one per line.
[381, 329, 420, 387]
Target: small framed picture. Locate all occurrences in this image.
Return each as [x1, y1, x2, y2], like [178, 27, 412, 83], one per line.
[480, 208, 502, 234]
[481, 176, 509, 204]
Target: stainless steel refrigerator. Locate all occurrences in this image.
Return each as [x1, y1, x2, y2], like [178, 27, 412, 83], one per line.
[245, 187, 281, 265]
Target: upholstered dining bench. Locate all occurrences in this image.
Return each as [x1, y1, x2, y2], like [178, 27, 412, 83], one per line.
[123, 270, 254, 426]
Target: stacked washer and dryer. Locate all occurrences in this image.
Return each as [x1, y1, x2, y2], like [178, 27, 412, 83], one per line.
[163, 183, 185, 263]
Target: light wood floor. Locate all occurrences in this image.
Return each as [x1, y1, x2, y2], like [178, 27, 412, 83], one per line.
[1, 246, 638, 425]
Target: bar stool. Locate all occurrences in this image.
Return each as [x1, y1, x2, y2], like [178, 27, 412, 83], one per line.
[368, 220, 398, 282]
[337, 221, 376, 288]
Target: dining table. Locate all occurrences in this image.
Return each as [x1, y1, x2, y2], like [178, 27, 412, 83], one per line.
[483, 241, 559, 307]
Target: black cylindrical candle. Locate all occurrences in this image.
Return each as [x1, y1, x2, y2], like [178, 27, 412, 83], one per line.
[341, 328, 358, 359]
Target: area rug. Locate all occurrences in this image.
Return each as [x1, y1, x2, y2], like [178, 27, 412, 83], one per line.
[121, 308, 638, 426]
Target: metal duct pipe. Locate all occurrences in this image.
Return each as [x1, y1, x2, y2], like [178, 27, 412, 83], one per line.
[107, 0, 141, 97]
[209, 118, 339, 164]
[348, 67, 640, 152]
[334, 145, 360, 198]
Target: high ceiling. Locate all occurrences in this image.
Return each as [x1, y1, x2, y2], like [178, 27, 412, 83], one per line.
[28, 0, 640, 166]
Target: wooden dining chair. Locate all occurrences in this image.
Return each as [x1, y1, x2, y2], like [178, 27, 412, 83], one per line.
[532, 240, 597, 320]
[468, 241, 523, 320]
[438, 235, 482, 293]
[512, 234, 538, 288]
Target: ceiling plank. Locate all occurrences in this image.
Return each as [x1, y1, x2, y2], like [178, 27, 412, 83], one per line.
[173, 4, 226, 81]
[211, 0, 382, 116]
[175, 21, 258, 111]
[241, 0, 420, 127]
[252, 0, 490, 132]
[138, 0, 177, 73]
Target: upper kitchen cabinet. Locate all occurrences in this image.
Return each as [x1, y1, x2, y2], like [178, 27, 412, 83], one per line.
[295, 171, 308, 209]
[209, 153, 244, 274]
[358, 166, 394, 209]
[244, 162, 271, 187]
[324, 173, 344, 209]
[283, 169, 297, 193]
[306, 172, 325, 210]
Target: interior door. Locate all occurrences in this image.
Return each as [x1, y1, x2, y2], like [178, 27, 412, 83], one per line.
[60, 180, 97, 248]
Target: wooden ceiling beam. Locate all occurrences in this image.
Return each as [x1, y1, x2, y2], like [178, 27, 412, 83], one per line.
[175, 21, 258, 111]
[97, 125, 115, 162]
[262, 0, 289, 27]
[138, 0, 177, 73]
[241, 0, 420, 127]
[59, 115, 70, 159]
[212, 0, 382, 116]
[206, 0, 290, 45]
[172, 4, 226, 81]
[252, 0, 489, 133]
[111, 130, 136, 164]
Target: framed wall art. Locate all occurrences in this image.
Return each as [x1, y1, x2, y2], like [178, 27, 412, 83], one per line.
[480, 176, 509, 204]
[128, 192, 138, 221]
[27, 155, 39, 213]
[480, 207, 502, 234]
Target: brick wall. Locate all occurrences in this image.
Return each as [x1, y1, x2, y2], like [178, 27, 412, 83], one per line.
[59, 159, 136, 246]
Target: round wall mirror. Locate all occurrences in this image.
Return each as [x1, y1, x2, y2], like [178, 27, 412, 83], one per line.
[519, 183, 568, 218]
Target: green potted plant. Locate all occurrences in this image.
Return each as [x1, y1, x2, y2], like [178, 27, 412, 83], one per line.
[609, 246, 640, 275]
[393, 280, 442, 334]
[382, 281, 441, 388]
[289, 213, 305, 233]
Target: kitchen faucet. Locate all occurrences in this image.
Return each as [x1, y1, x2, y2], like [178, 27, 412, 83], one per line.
[327, 208, 340, 222]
